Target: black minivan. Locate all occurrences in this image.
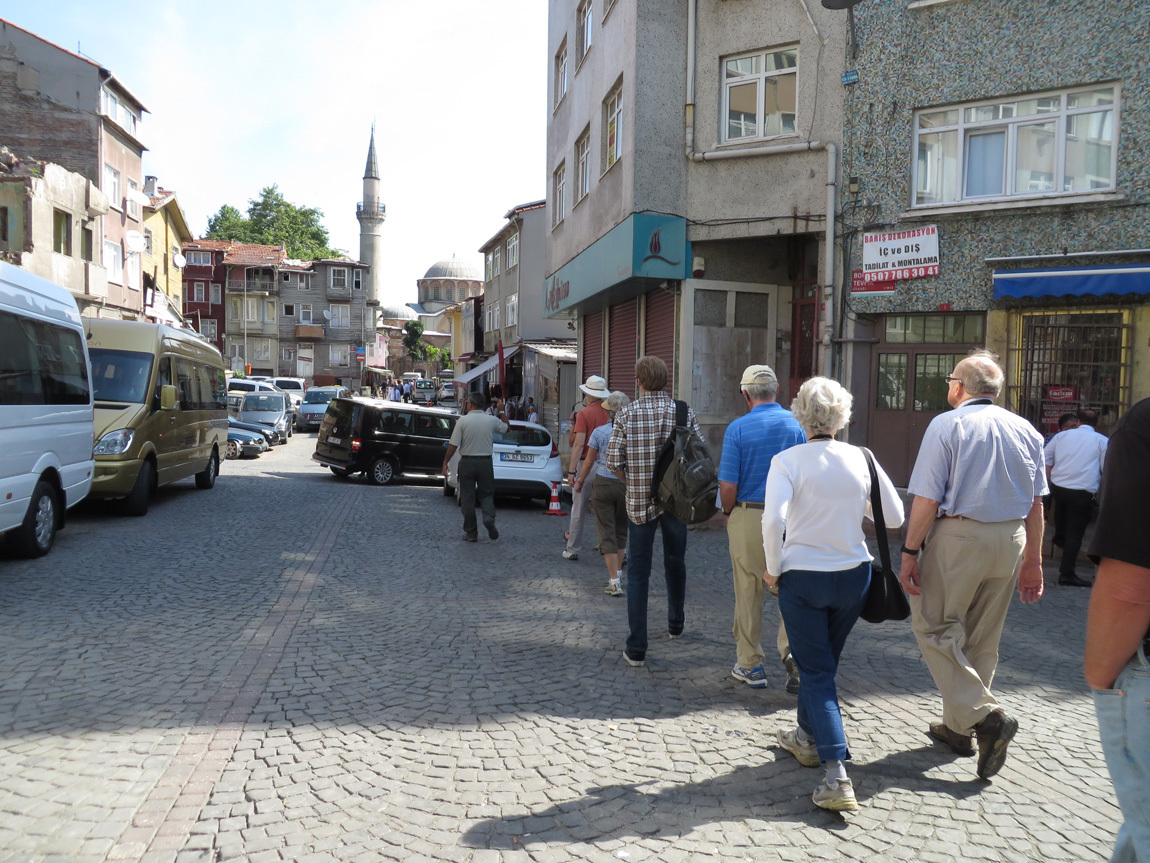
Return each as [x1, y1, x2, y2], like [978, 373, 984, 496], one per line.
[312, 397, 459, 484]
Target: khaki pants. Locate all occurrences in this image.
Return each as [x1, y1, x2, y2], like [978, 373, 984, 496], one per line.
[727, 506, 789, 669]
[911, 516, 1025, 734]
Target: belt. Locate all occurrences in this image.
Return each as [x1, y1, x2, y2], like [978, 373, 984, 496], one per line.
[737, 501, 765, 509]
[460, 454, 490, 459]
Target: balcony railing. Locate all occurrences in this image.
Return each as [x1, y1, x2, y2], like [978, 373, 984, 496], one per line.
[226, 278, 276, 293]
[356, 202, 386, 217]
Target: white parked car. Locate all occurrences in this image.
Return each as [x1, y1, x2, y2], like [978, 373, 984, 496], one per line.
[269, 377, 306, 410]
[445, 420, 562, 501]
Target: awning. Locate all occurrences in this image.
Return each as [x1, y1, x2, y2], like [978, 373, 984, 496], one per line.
[524, 342, 577, 362]
[454, 346, 520, 385]
[365, 366, 392, 375]
[993, 264, 1150, 299]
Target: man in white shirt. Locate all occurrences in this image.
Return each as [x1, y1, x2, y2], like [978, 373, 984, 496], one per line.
[1045, 409, 1109, 587]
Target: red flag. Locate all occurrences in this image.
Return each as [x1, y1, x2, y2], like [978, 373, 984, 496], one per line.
[497, 338, 506, 393]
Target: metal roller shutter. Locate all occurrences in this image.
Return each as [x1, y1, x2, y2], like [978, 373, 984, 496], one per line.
[608, 298, 638, 399]
[644, 290, 677, 393]
[582, 310, 604, 380]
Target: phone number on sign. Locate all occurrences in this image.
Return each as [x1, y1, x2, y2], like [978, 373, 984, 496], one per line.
[865, 265, 939, 283]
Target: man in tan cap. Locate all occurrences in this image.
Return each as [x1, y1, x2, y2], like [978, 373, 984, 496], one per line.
[718, 364, 806, 692]
[563, 374, 612, 561]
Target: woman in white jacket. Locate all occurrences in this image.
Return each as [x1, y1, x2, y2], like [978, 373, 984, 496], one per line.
[762, 376, 904, 812]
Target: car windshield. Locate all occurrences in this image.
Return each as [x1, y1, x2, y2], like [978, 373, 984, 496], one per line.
[303, 390, 336, 404]
[89, 349, 154, 404]
[495, 426, 551, 448]
[243, 393, 286, 411]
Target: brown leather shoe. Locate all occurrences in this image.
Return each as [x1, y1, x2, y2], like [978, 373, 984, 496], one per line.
[974, 709, 1018, 779]
[928, 721, 975, 757]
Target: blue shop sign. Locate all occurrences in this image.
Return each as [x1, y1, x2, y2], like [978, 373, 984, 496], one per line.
[544, 214, 688, 317]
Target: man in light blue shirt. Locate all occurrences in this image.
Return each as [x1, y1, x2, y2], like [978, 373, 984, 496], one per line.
[718, 364, 805, 692]
[899, 350, 1047, 781]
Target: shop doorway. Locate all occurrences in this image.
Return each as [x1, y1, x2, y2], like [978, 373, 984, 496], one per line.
[867, 313, 986, 486]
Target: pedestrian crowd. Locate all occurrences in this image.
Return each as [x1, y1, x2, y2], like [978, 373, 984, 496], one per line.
[450, 351, 1146, 857]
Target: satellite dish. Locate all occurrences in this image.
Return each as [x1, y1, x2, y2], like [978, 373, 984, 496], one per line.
[172, 253, 187, 268]
[125, 230, 145, 253]
[322, 309, 331, 320]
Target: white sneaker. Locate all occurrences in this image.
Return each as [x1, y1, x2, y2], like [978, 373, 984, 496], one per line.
[812, 777, 858, 811]
[776, 727, 820, 768]
[562, 550, 578, 561]
[604, 580, 624, 596]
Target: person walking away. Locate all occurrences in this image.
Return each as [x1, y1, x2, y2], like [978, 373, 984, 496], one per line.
[1084, 396, 1150, 863]
[899, 350, 1047, 780]
[563, 375, 612, 561]
[403, 381, 413, 403]
[763, 377, 904, 811]
[606, 356, 702, 666]
[574, 391, 631, 596]
[1045, 408, 1108, 587]
[442, 392, 509, 542]
[719, 364, 806, 693]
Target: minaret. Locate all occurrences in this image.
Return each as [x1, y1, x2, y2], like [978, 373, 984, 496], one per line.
[357, 126, 386, 305]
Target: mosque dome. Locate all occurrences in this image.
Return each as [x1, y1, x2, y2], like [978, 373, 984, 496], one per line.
[377, 302, 418, 321]
[421, 258, 481, 281]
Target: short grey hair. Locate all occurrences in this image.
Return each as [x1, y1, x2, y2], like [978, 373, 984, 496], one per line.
[605, 390, 630, 414]
[791, 376, 852, 436]
[468, 392, 487, 410]
[957, 349, 1004, 398]
[742, 380, 779, 402]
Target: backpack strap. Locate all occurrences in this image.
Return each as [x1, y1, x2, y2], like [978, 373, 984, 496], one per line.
[674, 399, 688, 427]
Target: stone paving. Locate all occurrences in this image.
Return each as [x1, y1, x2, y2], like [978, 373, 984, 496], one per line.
[0, 439, 1121, 862]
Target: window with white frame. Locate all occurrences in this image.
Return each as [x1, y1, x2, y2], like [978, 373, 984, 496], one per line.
[228, 299, 240, 321]
[507, 232, 519, 268]
[210, 283, 221, 304]
[127, 179, 140, 218]
[101, 88, 139, 136]
[604, 85, 623, 169]
[331, 267, 348, 288]
[228, 343, 244, 359]
[104, 240, 123, 283]
[253, 338, 272, 362]
[200, 319, 217, 341]
[493, 303, 501, 330]
[187, 250, 212, 266]
[193, 282, 206, 303]
[506, 294, 518, 326]
[553, 162, 566, 227]
[353, 269, 362, 290]
[104, 165, 122, 208]
[575, 128, 591, 200]
[299, 303, 313, 323]
[494, 248, 501, 277]
[485, 305, 493, 331]
[913, 85, 1118, 206]
[330, 344, 350, 367]
[143, 228, 153, 255]
[126, 251, 140, 290]
[265, 300, 276, 322]
[298, 273, 310, 289]
[331, 304, 350, 328]
[245, 297, 259, 322]
[555, 39, 568, 107]
[282, 347, 294, 362]
[576, 0, 592, 65]
[722, 46, 798, 142]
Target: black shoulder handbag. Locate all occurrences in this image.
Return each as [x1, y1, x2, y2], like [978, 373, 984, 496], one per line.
[859, 448, 911, 624]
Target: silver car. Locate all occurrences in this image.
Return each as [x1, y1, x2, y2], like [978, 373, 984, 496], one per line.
[296, 385, 350, 431]
[233, 392, 292, 444]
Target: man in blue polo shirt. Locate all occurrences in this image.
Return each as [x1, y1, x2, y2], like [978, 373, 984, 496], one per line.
[719, 364, 806, 692]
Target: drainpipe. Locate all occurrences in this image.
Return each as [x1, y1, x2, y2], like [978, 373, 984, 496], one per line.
[684, 0, 839, 377]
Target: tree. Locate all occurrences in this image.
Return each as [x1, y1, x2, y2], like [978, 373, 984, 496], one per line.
[203, 186, 343, 260]
[403, 320, 427, 360]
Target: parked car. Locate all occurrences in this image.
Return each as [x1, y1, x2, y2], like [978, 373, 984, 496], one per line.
[413, 378, 436, 404]
[0, 263, 94, 557]
[312, 398, 458, 484]
[228, 416, 277, 446]
[437, 381, 456, 404]
[296, 385, 350, 431]
[226, 426, 266, 459]
[85, 319, 226, 516]
[446, 420, 562, 501]
[269, 377, 306, 410]
[232, 392, 292, 443]
[226, 378, 279, 394]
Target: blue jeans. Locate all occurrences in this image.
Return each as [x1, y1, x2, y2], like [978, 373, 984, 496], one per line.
[625, 512, 688, 658]
[777, 562, 871, 763]
[1093, 646, 1150, 863]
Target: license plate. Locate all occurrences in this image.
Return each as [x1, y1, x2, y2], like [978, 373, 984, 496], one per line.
[328, 436, 341, 445]
[500, 452, 533, 463]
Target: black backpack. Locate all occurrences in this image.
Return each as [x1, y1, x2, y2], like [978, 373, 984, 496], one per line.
[650, 400, 720, 524]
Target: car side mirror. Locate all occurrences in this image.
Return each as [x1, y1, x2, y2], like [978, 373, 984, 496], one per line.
[160, 385, 179, 411]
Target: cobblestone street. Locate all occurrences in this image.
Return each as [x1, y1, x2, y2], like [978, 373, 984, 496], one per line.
[0, 440, 1121, 862]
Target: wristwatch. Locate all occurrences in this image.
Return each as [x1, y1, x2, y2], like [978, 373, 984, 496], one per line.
[901, 545, 920, 557]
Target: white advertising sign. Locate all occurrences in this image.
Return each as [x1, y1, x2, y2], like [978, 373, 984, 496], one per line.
[862, 225, 940, 283]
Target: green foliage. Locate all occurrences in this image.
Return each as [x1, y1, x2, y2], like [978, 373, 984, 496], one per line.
[204, 186, 342, 260]
[425, 345, 452, 366]
[403, 320, 427, 360]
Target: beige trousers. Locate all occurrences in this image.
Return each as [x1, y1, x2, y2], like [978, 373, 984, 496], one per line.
[727, 506, 790, 669]
[911, 516, 1026, 734]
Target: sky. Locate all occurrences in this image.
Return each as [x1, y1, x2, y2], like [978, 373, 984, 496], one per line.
[3, 0, 547, 308]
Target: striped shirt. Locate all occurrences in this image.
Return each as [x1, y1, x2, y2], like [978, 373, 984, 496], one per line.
[718, 402, 806, 503]
[606, 392, 704, 524]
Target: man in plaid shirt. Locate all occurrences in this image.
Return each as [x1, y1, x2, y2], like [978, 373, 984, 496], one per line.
[607, 356, 704, 667]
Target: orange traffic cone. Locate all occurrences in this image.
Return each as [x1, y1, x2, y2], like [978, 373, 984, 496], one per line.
[542, 480, 564, 516]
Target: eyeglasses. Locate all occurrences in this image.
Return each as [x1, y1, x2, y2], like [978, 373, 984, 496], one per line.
[945, 375, 962, 385]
